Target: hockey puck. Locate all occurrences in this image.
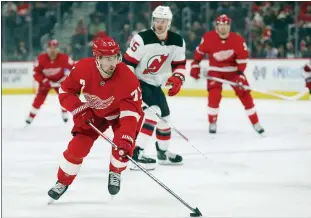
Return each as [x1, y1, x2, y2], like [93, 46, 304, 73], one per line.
[190, 207, 202, 217]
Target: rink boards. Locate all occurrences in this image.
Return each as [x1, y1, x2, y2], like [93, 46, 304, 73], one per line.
[2, 59, 310, 100]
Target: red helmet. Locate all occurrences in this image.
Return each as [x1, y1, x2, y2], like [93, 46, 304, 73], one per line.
[216, 14, 231, 24]
[92, 36, 120, 57]
[48, 39, 59, 47]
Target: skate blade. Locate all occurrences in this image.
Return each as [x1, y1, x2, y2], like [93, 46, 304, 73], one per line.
[47, 198, 54, 205]
[158, 160, 184, 166]
[129, 162, 156, 171]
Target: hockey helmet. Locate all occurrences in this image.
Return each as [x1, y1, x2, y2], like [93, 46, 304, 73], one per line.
[151, 6, 173, 33]
[216, 14, 231, 25]
[92, 36, 121, 57]
[92, 36, 121, 77]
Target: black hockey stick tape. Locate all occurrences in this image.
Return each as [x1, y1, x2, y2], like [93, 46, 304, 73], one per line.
[190, 207, 202, 217]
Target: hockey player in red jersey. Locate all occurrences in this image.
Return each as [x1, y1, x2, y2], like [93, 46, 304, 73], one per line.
[303, 60, 311, 95]
[47, 36, 144, 200]
[25, 40, 74, 125]
[190, 14, 264, 134]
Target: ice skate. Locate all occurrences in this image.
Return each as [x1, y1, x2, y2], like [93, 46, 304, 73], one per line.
[155, 142, 183, 165]
[209, 123, 217, 134]
[25, 116, 33, 125]
[253, 123, 265, 134]
[130, 146, 156, 170]
[108, 171, 121, 196]
[48, 181, 69, 202]
[62, 111, 68, 123]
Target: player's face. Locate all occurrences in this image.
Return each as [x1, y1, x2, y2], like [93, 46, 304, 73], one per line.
[47, 45, 58, 57]
[153, 18, 169, 35]
[98, 54, 119, 77]
[216, 23, 230, 36]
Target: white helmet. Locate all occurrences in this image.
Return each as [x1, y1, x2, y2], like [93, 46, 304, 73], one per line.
[151, 6, 173, 36]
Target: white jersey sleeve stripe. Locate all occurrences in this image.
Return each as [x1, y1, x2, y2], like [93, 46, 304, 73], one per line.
[124, 52, 139, 65]
[120, 110, 141, 121]
[236, 59, 248, 64]
[196, 47, 205, 55]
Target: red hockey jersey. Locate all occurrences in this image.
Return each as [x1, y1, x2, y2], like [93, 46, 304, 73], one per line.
[194, 30, 248, 73]
[59, 57, 144, 140]
[33, 53, 74, 83]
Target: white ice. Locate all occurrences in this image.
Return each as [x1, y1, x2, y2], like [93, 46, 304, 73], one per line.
[2, 95, 311, 217]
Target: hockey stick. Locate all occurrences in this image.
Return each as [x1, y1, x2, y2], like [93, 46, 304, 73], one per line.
[87, 120, 202, 217]
[142, 102, 229, 175]
[206, 76, 308, 101]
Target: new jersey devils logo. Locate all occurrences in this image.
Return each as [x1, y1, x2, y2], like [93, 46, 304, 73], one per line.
[143, 54, 168, 75]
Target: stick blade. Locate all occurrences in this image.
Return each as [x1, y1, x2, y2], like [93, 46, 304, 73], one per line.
[190, 207, 202, 217]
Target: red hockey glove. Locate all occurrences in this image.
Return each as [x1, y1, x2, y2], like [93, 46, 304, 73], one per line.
[73, 107, 95, 130]
[166, 73, 185, 96]
[113, 131, 134, 158]
[234, 74, 248, 90]
[304, 64, 311, 72]
[39, 78, 51, 90]
[190, 60, 201, 80]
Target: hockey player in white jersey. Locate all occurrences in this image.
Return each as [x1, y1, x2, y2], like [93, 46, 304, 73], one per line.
[124, 6, 186, 170]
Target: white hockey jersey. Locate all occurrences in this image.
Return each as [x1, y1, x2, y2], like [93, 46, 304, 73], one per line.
[124, 29, 186, 87]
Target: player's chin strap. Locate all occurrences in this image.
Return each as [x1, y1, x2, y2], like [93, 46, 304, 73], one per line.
[205, 75, 309, 101]
[86, 120, 202, 217]
[142, 101, 229, 176]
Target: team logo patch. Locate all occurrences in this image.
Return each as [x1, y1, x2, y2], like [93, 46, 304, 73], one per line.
[83, 93, 115, 110]
[143, 54, 169, 75]
[213, 49, 234, 61]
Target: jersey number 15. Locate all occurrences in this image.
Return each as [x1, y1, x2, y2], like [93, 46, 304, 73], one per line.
[131, 41, 140, 52]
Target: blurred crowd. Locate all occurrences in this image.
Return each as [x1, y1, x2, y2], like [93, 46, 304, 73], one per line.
[2, 1, 73, 60]
[2, 1, 311, 61]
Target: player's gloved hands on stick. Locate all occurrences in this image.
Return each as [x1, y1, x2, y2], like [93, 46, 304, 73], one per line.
[234, 73, 248, 90]
[73, 108, 95, 130]
[113, 131, 134, 158]
[190, 60, 201, 80]
[40, 78, 52, 90]
[166, 73, 185, 96]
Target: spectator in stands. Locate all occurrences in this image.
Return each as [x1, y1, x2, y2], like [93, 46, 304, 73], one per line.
[277, 45, 286, 58]
[71, 18, 88, 60]
[14, 40, 28, 61]
[2, 1, 17, 17]
[89, 15, 106, 39]
[252, 42, 266, 58]
[132, 22, 146, 36]
[75, 17, 87, 35]
[261, 25, 272, 42]
[191, 21, 204, 37]
[265, 41, 278, 58]
[185, 31, 200, 58]
[119, 24, 131, 52]
[286, 41, 295, 58]
[299, 3, 311, 22]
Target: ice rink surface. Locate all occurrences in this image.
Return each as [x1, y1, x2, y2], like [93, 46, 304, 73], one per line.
[2, 95, 311, 218]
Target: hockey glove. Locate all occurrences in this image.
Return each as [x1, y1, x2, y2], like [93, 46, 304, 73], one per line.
[166, 73, 185, 96]
[190, 60, 201, 80]
[113, 131, 134, 158]
[234, 74, 248, 90]
[39, 78, 52, 91]
[304, 64, 311, 72]
[73, 107, 95, 130]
